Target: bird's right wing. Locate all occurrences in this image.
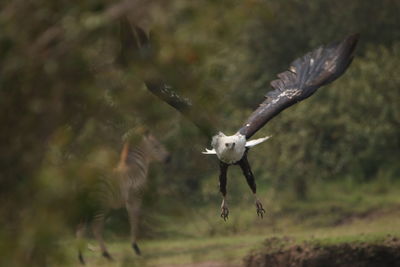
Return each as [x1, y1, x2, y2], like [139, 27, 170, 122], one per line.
[144, 79, 216, 137]
[120, 20, 216, 138]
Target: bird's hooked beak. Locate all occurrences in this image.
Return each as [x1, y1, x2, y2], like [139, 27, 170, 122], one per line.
[225, 142, 236, 149]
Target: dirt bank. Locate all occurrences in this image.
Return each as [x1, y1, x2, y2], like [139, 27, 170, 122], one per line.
[244, 236, 400, 267]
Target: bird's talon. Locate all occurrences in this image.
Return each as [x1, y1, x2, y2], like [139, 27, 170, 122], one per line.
[255, 201, 266, 218]
[220, 207, 229, 221]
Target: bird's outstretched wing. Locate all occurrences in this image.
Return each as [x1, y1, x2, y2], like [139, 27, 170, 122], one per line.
[144, 80, 216, 137]
[120, 20, 216, 138]
[238, 34, 359, 139]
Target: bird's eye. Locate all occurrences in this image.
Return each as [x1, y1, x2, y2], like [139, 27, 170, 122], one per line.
[225, 143, 229, 147]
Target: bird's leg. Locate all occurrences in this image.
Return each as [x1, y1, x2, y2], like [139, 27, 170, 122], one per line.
[221, 196, 229, 221]
[219, 161, 229, 221]
[239, 153, 266, 218]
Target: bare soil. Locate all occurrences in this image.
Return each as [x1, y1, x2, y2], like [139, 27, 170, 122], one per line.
[244, 236, 400, 267]
[163, 261, 241, 267]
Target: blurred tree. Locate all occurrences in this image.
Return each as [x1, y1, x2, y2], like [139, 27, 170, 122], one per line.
[0, 0, 399, 265]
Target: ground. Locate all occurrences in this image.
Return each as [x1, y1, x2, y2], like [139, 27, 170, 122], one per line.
[245, 236, 400, 267]
[69, 182, 400, 266]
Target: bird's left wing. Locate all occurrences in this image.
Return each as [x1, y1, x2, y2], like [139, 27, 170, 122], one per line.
[238, 34, 359, 139]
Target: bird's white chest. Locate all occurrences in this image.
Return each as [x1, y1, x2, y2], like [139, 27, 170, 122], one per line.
[212, 134, 246, 164]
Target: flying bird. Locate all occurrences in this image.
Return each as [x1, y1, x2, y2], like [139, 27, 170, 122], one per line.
[128, 25, 359, 220]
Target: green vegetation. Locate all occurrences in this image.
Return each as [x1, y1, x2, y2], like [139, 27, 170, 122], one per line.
[64, 181, 400, 266]
[1, 0, 399, 266]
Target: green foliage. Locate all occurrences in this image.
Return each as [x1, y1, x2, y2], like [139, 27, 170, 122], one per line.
[0, 0, 399, 265]
[251, 42, 400, 198]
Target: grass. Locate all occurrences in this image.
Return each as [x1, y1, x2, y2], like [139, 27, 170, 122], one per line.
[68, 179, 400, 266]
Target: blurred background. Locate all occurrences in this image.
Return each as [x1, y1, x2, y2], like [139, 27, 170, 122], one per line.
[0, 0, 399, 266]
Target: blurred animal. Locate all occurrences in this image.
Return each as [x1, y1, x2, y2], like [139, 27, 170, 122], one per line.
[77, 132, 170, 264]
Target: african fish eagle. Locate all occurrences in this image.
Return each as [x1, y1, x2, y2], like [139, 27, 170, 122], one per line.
[132, 26, 359, 220]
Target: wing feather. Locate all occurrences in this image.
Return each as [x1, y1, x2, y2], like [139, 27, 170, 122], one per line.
[126, 25, 216, 137]
[145, 80, 216, 137]
[238, 34, 359, 139]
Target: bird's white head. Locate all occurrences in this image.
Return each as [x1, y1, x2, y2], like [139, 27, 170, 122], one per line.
[211, 132, 247, 164]
[202, 132, 271, 164]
